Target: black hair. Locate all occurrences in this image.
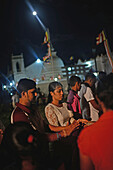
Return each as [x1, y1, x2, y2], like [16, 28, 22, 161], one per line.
[98, 71, 106, 81]
[17, 78, 36, 95]
[1, 122, 38, 156]
[0, 122, 48, 169]
[47, 81, 63, 103]
[85, 73, 96, 81]
[69, 75, 81, 87]
[96, 73, 113, 110]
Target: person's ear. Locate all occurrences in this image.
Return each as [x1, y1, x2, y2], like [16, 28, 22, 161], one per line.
[89, 78, 92, 83]
[21, 91, 26, 97]
[76, 82, 78, 85]
[50, 91, 54, 97]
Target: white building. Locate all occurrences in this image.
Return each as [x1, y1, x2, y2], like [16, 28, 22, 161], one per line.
[77, 53, 113, 75]
[11, 51, 67, 95]
[11, 50, 113, 95]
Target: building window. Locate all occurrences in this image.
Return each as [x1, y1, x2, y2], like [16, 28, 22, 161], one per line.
[68, 72, 71, 75]
[16, 62, 21, 72]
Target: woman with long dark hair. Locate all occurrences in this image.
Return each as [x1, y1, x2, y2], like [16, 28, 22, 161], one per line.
[45, 81, 87, 132]
[45, 81, 88, 170]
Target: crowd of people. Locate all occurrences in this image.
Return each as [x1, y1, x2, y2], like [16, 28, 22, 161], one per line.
[0, 71, 113, 170]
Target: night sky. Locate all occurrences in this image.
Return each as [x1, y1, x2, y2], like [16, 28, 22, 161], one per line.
[1, 0, 113, 74]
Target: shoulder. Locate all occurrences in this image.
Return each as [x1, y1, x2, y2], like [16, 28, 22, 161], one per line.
[81, 84, 87, 89]
[78, 121, 99, 147]
[12, 107, 29, 123]
[45, 103, 54, 109]
[63, 102, 68, 107]
[78, 125, 92, 141]
[67, 90, 74, 97]
[86, 87, 91, 91]
[67, 90, 74, 102]
[45, 103, 55, 111]
[13, 106, 23, 115]
[85, 87, 93, 96]
[79, 84, 87, 96]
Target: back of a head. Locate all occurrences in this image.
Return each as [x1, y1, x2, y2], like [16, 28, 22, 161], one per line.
[85, 73, 96, 81]
[69, 75, 81, 87]
[17, 78, 36, 95]
[0, 122, 46, 169]
[96, 73, 113, 110]
[2, 122, 38, 155]
[98, 71, 106, 80]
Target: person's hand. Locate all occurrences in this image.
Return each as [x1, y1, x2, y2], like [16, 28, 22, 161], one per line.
[0, 129, 3, 135]
[60, 121, 80, 137]
[77, 119, 88, 124]
[0, 129, 3, 144]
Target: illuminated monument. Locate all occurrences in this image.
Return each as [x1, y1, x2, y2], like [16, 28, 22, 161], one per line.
[11, 51, 113, 95]
[11, 50, 67, 94]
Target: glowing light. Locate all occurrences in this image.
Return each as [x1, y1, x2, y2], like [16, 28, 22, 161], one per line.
[3, 85, 6, 89]
[94, 72, 98, 77]
[32, 11, 37, 16]
[25, 0, 46, 31]
[10, 82, 13, 86]
[68, 67, 71, 71]
[54, 78, 58, 81]
[36, 59, 41, 63]
[86, 61, 92, 67]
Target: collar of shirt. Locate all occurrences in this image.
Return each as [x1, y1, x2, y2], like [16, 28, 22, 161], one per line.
[71, 90, 80, 100]
[16, 103, 31, 114]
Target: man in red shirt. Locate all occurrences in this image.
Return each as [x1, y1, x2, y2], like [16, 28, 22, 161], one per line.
[11, 78, 81, 169]
[11, 79, 37, 124]
[77, 73, 113, 170]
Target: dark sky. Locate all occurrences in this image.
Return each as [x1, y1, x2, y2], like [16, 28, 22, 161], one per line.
[1, 0, 113, 74]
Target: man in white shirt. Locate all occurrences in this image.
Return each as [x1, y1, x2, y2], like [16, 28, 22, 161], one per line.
[79, 73, 102, 121]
